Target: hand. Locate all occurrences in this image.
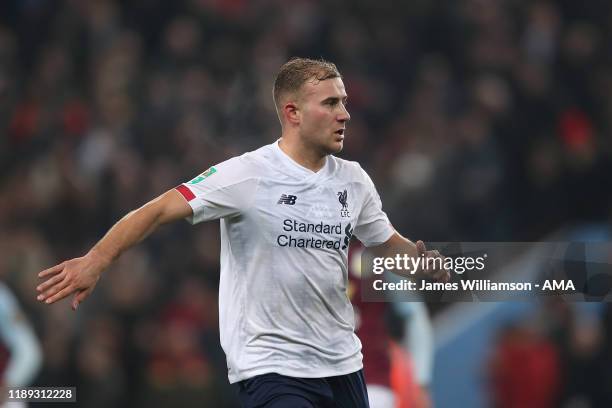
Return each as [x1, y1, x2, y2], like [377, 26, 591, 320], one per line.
[416, 240, 450, 283]
[36, 250, 109, 310]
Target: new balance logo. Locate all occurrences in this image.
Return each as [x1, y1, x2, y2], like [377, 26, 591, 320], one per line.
[277, 194, 297, 205]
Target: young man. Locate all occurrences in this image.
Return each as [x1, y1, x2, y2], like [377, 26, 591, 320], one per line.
[36, 58, 449, 407]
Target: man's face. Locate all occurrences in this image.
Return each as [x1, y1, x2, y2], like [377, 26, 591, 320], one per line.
[296, 77, 350, 155]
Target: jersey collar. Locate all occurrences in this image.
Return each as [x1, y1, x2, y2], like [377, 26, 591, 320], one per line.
[273, 139, 331, 180]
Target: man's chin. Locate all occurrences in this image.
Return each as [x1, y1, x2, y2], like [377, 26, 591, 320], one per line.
[328, 140, 344, 154]
[313, 138, 343, 156]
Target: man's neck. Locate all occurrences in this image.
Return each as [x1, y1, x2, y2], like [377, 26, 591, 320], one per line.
[278, 136, 326, 173]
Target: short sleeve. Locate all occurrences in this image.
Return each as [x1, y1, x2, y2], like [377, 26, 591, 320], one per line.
[353, 168, 394, 247]
[175, 156, 258, 224]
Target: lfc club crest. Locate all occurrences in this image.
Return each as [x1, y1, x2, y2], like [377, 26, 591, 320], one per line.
[337, 189, 350, 218]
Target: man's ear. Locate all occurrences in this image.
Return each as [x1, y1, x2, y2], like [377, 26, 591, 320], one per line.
[283, 102, 300, 125]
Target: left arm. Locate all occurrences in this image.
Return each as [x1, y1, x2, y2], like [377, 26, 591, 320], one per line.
[351, 165, 449, 282]
[377, 231, 450, 282]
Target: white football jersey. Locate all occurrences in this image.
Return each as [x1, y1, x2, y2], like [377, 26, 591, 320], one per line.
[176, 140, 394, 383]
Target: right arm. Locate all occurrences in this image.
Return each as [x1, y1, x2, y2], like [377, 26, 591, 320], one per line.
[36, 189, 192, 310]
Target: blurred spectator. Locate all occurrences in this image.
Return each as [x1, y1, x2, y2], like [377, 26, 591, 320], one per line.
[0, 282, 42, 408]
[487, 322, 560, 408]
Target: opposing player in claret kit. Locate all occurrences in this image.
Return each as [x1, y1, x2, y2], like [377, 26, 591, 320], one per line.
[36, 57, 449, 408]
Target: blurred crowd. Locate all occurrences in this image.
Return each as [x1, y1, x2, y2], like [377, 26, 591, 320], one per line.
[1, 0, 612, 406]
[488, 301, 612, 407]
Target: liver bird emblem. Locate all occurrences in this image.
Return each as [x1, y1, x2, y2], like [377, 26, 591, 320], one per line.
[337, 190, 348, 210]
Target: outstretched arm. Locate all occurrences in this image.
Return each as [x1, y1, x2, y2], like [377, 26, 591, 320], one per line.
[36, 189, 192, 310]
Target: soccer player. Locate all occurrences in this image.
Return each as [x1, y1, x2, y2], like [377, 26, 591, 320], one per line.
[36, 58, 449, 407]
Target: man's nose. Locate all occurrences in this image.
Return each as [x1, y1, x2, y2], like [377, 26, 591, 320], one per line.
[338, 105, 350, 122]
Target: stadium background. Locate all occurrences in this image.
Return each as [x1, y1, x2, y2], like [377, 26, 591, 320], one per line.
[1, 0, 612, 406]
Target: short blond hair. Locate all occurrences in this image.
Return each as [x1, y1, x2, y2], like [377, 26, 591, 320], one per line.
[273, 57, 341, 115]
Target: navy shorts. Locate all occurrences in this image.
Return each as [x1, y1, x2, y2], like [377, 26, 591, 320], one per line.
[236, 370, 370, 408]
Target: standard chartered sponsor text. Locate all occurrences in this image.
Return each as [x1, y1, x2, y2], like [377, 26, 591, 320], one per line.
[277, 219, 343, 249]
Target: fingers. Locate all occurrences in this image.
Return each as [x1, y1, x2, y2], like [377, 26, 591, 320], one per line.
[38, 262, 65, 278]
[43, 284, 76, 305]
[429, 255, 450, 283]
[425, 250, 441, 265]
[420, 247, 450, 282]
[38, 279, 71, 303]
[72, 288, 92, 311]
[37, 256, 99, 308]
[36, 272, 65, 293]
[416, 240, 426, 256]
